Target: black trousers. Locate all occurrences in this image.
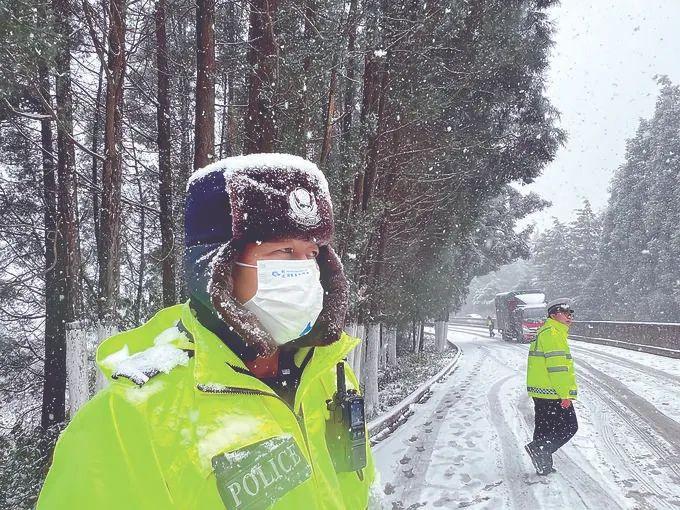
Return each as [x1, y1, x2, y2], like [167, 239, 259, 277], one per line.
[532, 397, 578, 454]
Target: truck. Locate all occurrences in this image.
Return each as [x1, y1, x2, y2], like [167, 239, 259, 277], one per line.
[495, 290, 547, 343]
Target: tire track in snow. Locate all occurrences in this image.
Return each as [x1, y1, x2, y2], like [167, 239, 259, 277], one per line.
[571, 343, 680, 386]
[387, 350, 488, 509]
[485, 370, 541, 509]
[491, 339, 680, 508]
[450, 328, 680, 508]
[513, 395, 626, 510]
[485, 340, 679, 506]
[575, 364, 680, 508]
[578, 376, 664, 510]
[576, 359, 680, 476]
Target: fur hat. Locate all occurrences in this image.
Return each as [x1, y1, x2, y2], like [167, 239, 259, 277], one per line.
[185, 154, 348, 359]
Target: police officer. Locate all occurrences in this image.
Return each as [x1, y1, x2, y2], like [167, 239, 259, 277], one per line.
[37, 154, 376, 509]
[486, 315, 495, 337]
[525, 298, 578, 475]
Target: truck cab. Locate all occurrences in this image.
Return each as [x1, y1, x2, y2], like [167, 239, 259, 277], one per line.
[495, 290, 547, 343]
[519, 305, 546, 343]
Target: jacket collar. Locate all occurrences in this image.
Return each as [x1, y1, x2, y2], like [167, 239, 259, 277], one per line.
[543, 317, 569, 335]
[180, 302, 358, 408]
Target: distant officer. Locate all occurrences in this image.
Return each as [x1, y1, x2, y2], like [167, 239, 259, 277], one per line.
[486, 316, 495, 337]
[525, 298, 578, 475]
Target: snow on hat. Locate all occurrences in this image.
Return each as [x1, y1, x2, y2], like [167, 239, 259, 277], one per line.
[185, 153, 334, 248]
[547, 298, 573, 316]
[184, 154, 348, 359]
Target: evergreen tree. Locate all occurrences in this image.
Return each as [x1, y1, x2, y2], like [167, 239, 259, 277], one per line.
[590, 78, 680, 320]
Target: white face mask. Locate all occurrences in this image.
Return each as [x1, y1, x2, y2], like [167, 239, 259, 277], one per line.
[236, 259, 324, 345]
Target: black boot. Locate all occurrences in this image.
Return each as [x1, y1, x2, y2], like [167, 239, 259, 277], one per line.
[525, 442, 551, 475]
[545, 452, 555, 473]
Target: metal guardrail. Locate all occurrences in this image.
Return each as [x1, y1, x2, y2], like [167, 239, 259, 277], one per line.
[450, 317, 680, 358]
[449, 317, 488, 327]
[569, 321, 680, 359]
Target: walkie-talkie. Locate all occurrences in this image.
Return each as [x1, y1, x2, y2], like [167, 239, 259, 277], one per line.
[325, 362, 367, 472]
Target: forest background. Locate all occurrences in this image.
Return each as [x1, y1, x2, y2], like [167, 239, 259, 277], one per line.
[465, 78, 680, 322]
[8, 0, 668, 505]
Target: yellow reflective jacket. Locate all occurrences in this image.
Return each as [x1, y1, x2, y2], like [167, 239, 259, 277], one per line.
[526, 318, 578, 400]
[37, 303, 375, 509]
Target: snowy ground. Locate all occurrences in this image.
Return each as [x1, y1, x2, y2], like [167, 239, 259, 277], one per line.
[376, 332, 458, 416]
[374, 325, 680, 510]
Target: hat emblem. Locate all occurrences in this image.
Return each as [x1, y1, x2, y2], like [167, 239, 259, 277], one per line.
[288, 188, 320, 226]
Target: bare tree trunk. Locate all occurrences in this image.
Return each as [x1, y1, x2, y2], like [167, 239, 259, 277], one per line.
[341, 0, 358, 144]
[378, 323, 386, 368]
[156, 0, 176, 306]
[295, 0, 314, 156]
[349, 55, 377, 213]
[98, 0, 127, 323]
[132, 143, 146, 325]
[387, 326, 397, 368]
[347, 51, 387, 226]
[135, 203, 146, 324]
[45, 0, 82, 428]
[435, 319, 448, 352]
[319, 66, 337, 166]
[92, 62, 104, 255]
[244, 0, 278, 153]
[223, 0, 238, 157]
[335, 0, 359, 259]
[194, 0, 215, 169]
[226, 73, 237, 155]
[396, 324, 407, 352]
[219, 72, 228, 159]
[95, 323, 118, 391]
[54, 6, 82, 325]
[411, 319, 417, 352]
[38, 40, 63, 430]
[354, 323, 365, 384]
[361, 64, 388, 212]
[364, 323, 380, 419]
[418, 321, 425, 352]
[176, 32, 192, 300]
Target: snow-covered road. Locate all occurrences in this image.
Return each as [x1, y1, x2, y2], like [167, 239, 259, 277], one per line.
[374, 326, 680, 509]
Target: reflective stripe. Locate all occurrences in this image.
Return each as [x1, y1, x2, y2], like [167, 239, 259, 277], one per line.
[528, 386, 577, 397]
[528, 350, 570, 358]
[547, 366, 568, 373]
[527, 386, 557, 395]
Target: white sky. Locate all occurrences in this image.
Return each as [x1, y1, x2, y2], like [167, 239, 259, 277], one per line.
[520, 0, 680, 230]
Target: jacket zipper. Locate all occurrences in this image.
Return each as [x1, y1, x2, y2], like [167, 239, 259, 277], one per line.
[196, 384, 308, 429]
[197, 384, 280, 399]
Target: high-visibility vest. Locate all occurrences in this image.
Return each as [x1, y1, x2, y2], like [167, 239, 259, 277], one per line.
[37, 302, 375, 509]
[526, 317, 578, 400]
